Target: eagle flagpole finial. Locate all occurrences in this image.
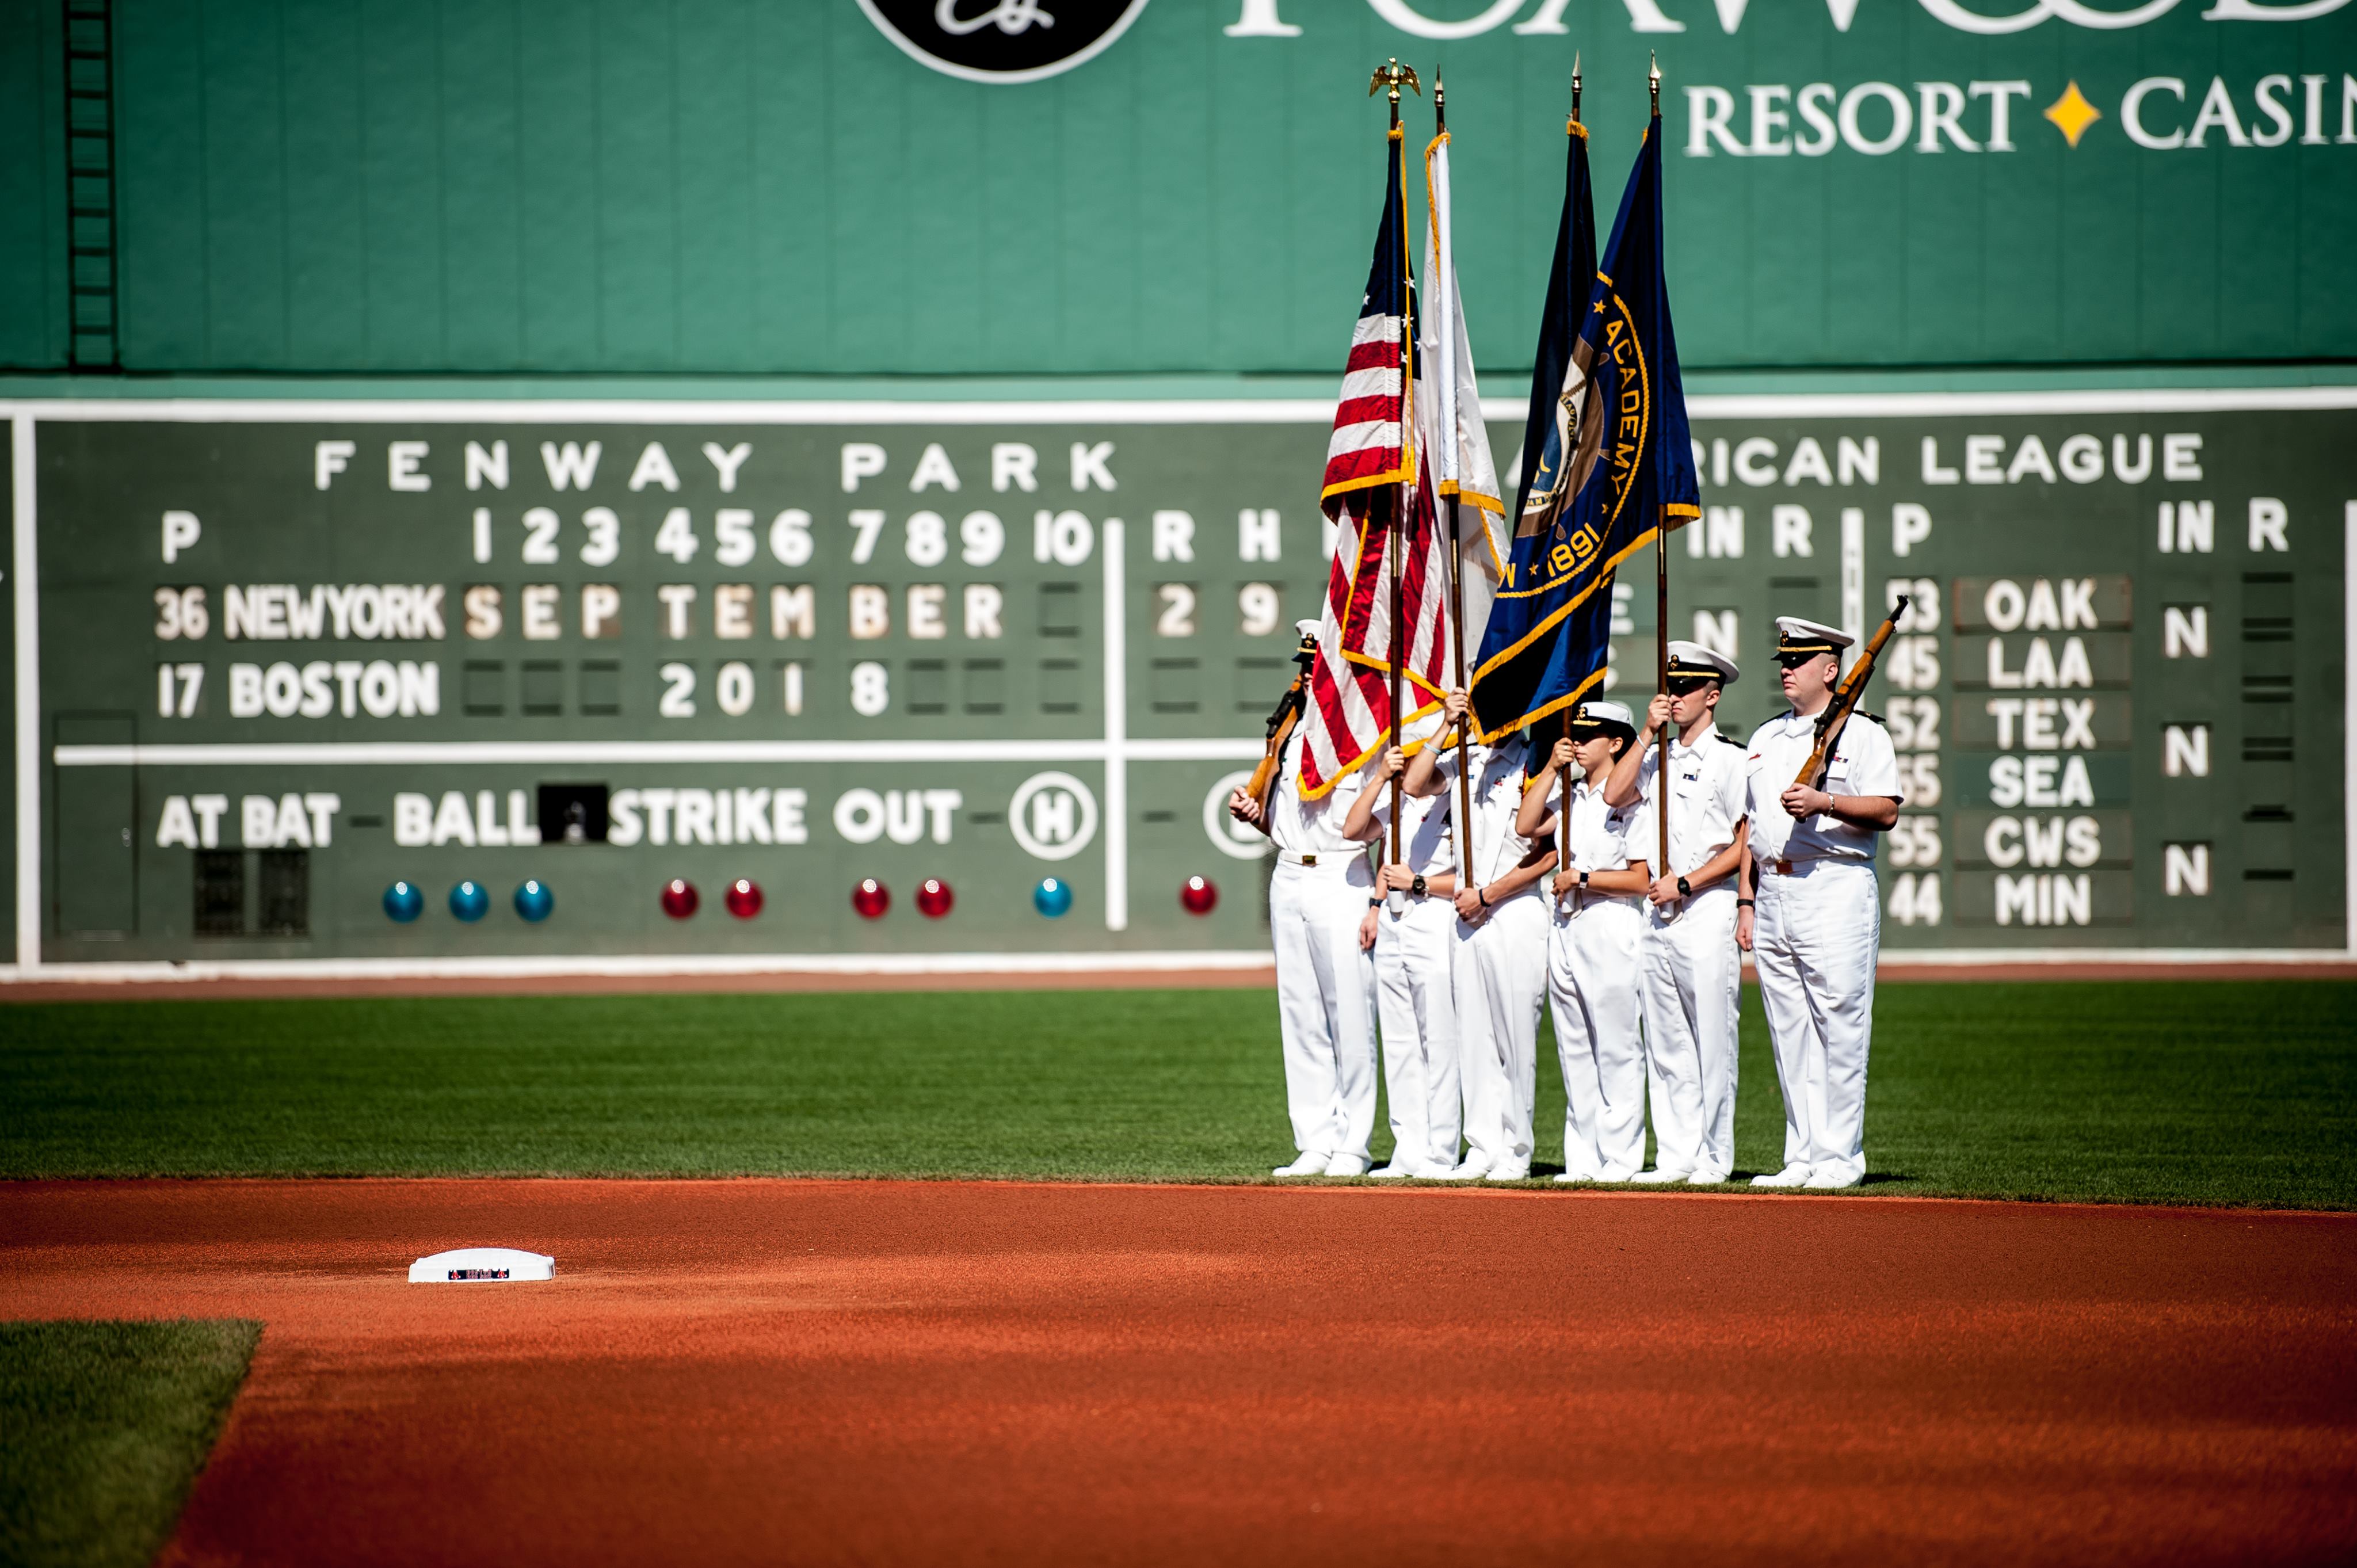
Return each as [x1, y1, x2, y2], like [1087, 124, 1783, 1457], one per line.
[1369, 58, 1421, 108]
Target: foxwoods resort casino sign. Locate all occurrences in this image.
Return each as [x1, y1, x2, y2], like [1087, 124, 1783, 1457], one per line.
[867, 0, 2356, 160]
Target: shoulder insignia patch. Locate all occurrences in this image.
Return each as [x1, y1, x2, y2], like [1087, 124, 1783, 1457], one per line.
[1856, 711, 1885, 724]
[1717, 733, 1742, 746]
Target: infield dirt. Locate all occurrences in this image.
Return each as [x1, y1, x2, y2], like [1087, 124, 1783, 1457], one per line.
[4, 1179, 2353, 1566]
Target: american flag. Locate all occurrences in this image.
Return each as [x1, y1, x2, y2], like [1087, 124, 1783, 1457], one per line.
[1299, 131, 1452, 800]
[1319, 134, 1413, 511]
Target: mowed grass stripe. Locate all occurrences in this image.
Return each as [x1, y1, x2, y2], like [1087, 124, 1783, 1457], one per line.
[1, 982, 2351, 1208]
[0, 1319, 260, 1568]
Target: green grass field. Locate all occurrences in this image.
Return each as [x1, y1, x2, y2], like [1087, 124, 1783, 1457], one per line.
[2, 981, 2353, 1207]
[0, 1320, 259, 1568]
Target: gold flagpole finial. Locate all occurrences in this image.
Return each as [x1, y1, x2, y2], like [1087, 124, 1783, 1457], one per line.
[1369, 58, 1421, 106]
[1571, 52, 1582, 122]
[1649, 52, 1661, 116]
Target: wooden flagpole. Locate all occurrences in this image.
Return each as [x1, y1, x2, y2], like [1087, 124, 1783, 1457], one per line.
[1372, 59, 1417, 887]
[1657, 516, 1670, 879]
[1434, 77, 1475, 891]
[1558, 59, 1582, 891]
[1650, 57, 1672, 887]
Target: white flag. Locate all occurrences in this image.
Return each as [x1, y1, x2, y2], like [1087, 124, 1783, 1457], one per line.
[1419, 131, 1508, 696]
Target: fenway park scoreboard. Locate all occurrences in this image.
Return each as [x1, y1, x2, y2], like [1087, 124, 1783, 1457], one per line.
[5, 390, 2351, 974]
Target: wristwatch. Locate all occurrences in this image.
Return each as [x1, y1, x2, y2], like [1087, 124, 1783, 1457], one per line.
[1676, 875, 1693, 897]
[1578, 869, 1591, 888]
[1410, 873, 1427, 899]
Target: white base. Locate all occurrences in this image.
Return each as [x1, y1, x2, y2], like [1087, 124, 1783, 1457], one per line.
[410, 1246, 555, 1283]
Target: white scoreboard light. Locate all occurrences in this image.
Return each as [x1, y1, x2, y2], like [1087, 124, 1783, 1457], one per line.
[3, 390, 2351, 975]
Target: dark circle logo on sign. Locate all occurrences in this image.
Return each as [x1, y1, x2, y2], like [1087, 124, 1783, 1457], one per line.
[856, 0, 1153, 85]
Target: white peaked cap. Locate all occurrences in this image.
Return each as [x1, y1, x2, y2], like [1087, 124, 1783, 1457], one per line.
[1572, 699, 1637, 730]
[1774, 616, 1853, 651]
[1294, 619, 1322, 640]
[1664, 640, 1739, 684]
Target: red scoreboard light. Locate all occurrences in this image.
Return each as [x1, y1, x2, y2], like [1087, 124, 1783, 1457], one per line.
[725, 879, 763, 919]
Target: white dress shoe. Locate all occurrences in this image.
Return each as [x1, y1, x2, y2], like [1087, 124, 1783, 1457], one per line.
[1628, 1167, 1694, 1184]
[1686, 1170, 1731, 1185]
[1750, 1165, 1813, 1188]
[1440, 1159, 1493, 1181]
[1486, 1166, 1531, 1181]
[1273, 1151, 1333, 1177]
[1324, 1153, 1371, 1177]
[1803, 1166, 1863, 1190]
[1364, 1163, 1414, 1180]
[1553, 1171, 1603, 1184]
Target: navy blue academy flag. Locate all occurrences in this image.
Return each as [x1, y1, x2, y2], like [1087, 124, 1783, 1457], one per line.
[1469, 111, 1699, 741]
[1465, 107, 1596, 741]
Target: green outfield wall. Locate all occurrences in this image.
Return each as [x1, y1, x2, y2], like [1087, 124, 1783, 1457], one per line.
[3, 0, 2356, 376]
[2, 1, 2352, 974]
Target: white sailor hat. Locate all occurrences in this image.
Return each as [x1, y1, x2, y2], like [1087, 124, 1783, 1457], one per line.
[1773, 616, 1852, 658]
[1294, 618, 1322, 641]
[1663, 640, 1738, 686]
[1567, 699, 1637, 738]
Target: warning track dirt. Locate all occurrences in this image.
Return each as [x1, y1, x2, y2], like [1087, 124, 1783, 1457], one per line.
[4, 1178, 2353, 1565]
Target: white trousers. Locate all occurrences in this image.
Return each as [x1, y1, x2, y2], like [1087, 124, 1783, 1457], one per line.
[1453, 892, 1550, 1175]
[1547, 895, 1649, 1180]
[1752, 859, 1880, 1183]
[1638, 887, 1741, 1178]
[1375, 896, 1462, 1173]
[1269, 863, 1380, 1162]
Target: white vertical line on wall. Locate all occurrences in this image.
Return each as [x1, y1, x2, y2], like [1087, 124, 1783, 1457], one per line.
[1840, 505, 1865, 673]
[12, 417, 41, 971]
[1102, 517, 1128, 934]
[2345, 502, 2355, 955]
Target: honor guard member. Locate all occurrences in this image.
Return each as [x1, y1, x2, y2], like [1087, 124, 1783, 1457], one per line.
[1604, 643, 1749, 1185]
[1739, 617, 1904, 1191]
[1343, 742, 1463, 1179]
[1230, 622, 1382, 1178]
[1406, 690, 1556, 1181]
[1516, 701, 1654, 1183]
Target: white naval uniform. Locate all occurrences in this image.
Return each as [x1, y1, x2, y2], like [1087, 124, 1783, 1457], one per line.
[1364, 788, 1463, 1176]
[1631, 727, 1749, 1181]
[1745, 709, 1904, 1185]
[1433, 737, 1550, 1178]
[1265, 745, 1381, 1165]
[1544, 779, 1654, 1181]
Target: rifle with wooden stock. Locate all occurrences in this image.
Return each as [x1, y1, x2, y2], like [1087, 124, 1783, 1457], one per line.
[1241, 630, 1321, 831]
[1793, 596, 1909, 791]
